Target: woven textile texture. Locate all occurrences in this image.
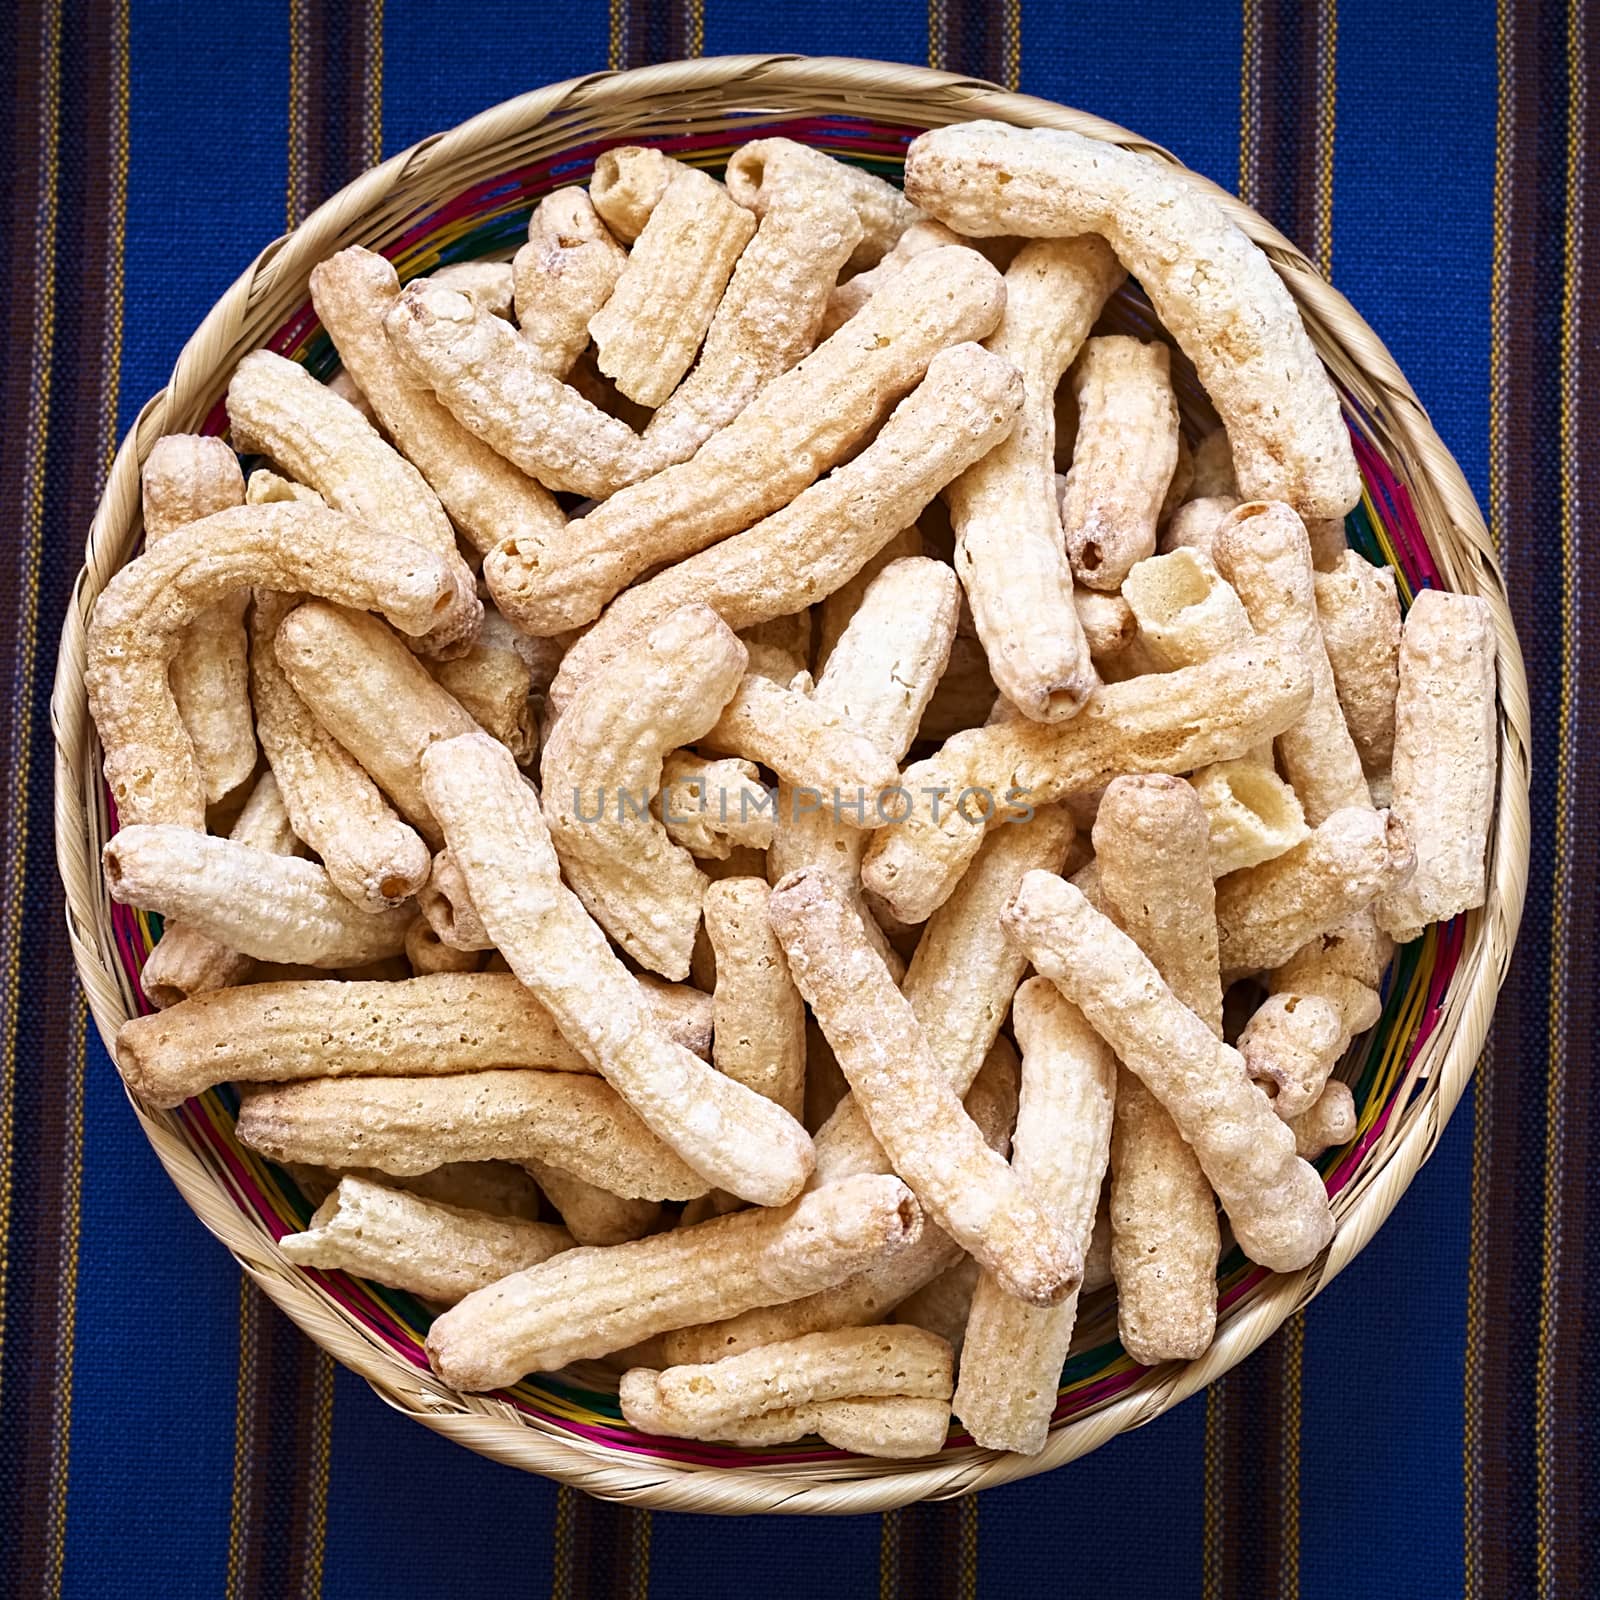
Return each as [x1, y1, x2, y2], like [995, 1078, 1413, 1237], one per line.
[1, 1, 1593, 1596]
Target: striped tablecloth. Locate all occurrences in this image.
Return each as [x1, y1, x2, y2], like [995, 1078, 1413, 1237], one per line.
[2, 2, 1592, 1596]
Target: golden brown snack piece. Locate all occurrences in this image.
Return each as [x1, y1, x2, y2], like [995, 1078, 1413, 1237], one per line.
[115, 970, 711, 1108]
[275, 600, 483, 846]
[1376, 591, 1498, 942]
[487, 248, 1008, 635]
[705, 878, 806, 1121]
[629, 1325, 953, 1435]
[511, 189, 627, 375]
[725, 138, 920, 268]
[310, 247, 565, 558]
[423, 732, 813, 1205]
[1288, 1079, 1358, 1158]
[250, 589, 433, 913]
[425, 1172, 921, 1385]
[405, 915, 481, 975]
[638, 152, 863, 467]
[226, 349, 479, 656]
[815, 804, 1075, 1184]
[862, 640, 1312, 924]
[87, 502, 455, 830]
[426, 638, 536, 765]
[1002, 872, 1334, 1273]
[416, 848, 492, 950]
[917, 636, 999, 743]
[954, 979, 1116, 1454]
[947, 238, 1124, 720]
[1312, 551, 1402, 777]
[1093, 774, 1222, 1365]
[104, 828, 412, 968]
[661, 1038, 1017, 1366]
[893, 1257, 980, 1356]
[245, 468, 325, 506]
[545, 340, 1021, 701]
[1160, 494, 1242, 559]
[903, 122, 1360, 524]
[1189, 759, 1310, 877]
[589, 145, 688, 242]
[426, 259, 515, 317]
[542, 605, 746, 979]
[523, 1157, 663, 1246]
[137, 772, 302, 1010]
[139, 435, 255, 804]
[1060, 337, 1180, 592]
[770, 868, 1081, 1308]
[588, 167, 756, 407]
[278, 1175, 573, 1302]
[236, 1069, 709, 1198]
[818, 220, 964, 338]
[704, 671, 899, 806]
[1214, 502, 1371, 823]
[1216, 806, 1414, 978]
[657, 753, 774, 858]
[621, 1378, 950, 1457]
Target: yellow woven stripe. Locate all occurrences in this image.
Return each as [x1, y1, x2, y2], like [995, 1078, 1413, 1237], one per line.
[286, 0, 308, 228]
[1278, 1315, 1304, 1600]
[878, 1507, 901, 1599]
[1462, 1039, 1493, 1600]
[550, 1484, 576, 1600]
[1002, 0, 1021, 92]
[365, 0, 384, 168]
[302, 1352, 336, 1599]
[1314, 0, 1337, 276]
[225, 1278, 259, 1600]
[1237, 0, 1260, 204]
[687, 0, 703, 59]
[607, 0, 625, 72]
[630, 1506, 652, 1600]
[926, 0, 942, 73]
[0, 0, 62, 1421]
[958, 1495, 980, 1600]
[1535, 5, 1584, 1594]
[1201, 1385, 1226, 1600]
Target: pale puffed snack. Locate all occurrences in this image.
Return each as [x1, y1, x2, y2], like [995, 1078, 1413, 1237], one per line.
[115, 970, 711, 1108]
[657, 753, 774, 858]
[236, 1069, 709, 1198]
[278, 1175, 573, 1303]
[1288, 1080, 1359, 1158]
[661, 1038, 1017, 1367]
[903, 122, 1361, 525]
[546, 340, 1021, 704]
[511, 188, 628, 375]
[620, 1381, 950, 1458]
[104, 828, 413, 968]
[405, 915, 481, 976]
[425, 1172, 921, 1385]
[1189, 759, 1311, 878]
[1190, 428, 1239, 498]
[245, 468, 325, 506]
[137, 771, 302, 1009]
[1160, 494, 1241, 559]
[638, 146, 863, 468]
[387, 1160, 544, 1220]
[625, 1326, 953, 1436]
[815, 524, 923, 667]
[818, 219, 963, 337]
[422, 732, 814, 1205]
[1059, 336, 1181, 591]
[416, 848, 492, 950]
[588, 166, 756, 407]
[588, 144, 688, 242]
[1216, 806, 1415, 978]
[1237, 992, 1351, 1118]
[918, 636, 999, 742]
[86, 502, 457, 829]
[814, 804, 1075, 1185]
[1074, 588, 1137, 661]
[426, 259, 515, 317]
[309, 247, 566, 556]
[541, 604, 747, 979]
[862, 640, 1312, 924]
[1313, 550, 1403, 777]
[704, 877, 806, 1121]
[946, 237, 1125, 720]
[1093, 774, 1222, 1365]
[1213, 501, 1372, 823]
[250, 588, 434, 913]
[724, 137, 920, 268]
[139, 434, 256, 804]
[1376, 590, 1498, 942]
[426, 637, 536, 766]
[1002, 872, 1335, 1273]
[523, 1158, 663, 1247]
[486, 247, 1008, 636]
[226, 349, 480, 656]
[769, 867, 1082, 1308]
[954, 979, 1116, 1454]
[275, 600, 485, 846]
[893, 1257, 980, 1356]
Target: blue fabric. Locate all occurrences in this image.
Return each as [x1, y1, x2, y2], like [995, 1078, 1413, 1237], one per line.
[2, 1, 1588, 1595]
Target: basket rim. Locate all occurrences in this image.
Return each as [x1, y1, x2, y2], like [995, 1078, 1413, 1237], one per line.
[51, 53, 1532, 1515]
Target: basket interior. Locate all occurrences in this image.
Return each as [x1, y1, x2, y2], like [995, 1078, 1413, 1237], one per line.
[103, 113, 1471, 1471]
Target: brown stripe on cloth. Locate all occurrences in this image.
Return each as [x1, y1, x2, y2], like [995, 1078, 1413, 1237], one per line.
[609, 0, 704, 73]
[287, 0, 385, 228]
[928, 0, 1020, 90]
[1463, 1, 1588, 1597]
[0, 0, 127, 1592]
[880, 1496, 979, 1600]
[549, 1483, 652, 1600]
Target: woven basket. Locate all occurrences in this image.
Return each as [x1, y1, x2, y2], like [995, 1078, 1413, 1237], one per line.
[52, 55, 1530, 1513]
